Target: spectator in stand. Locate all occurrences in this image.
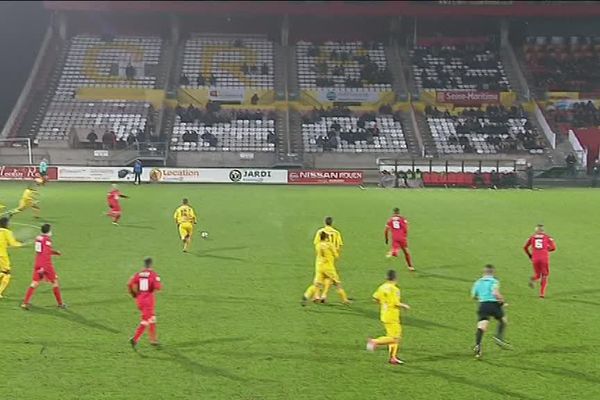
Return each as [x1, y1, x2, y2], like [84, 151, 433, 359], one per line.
[179, 74, 190, 86]
[566, 153, 577, 177]
[209, 74, 217, 86]
[102, 130, 113, 150]
[196, 74, 205, 86]
[526, 163, 534, 190]
[87, 130, 98, 148]
[125, 63, 135, 80]
[267, 131, 277, 146]
[592, 159, 600, 188]
[127, 132, 137, 149]
[251, 93, 259, 105]
[261, 63, 269, 75]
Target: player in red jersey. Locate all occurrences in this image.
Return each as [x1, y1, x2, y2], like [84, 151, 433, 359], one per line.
[523, 224, 556, 298]
[128, 257, 162, 349]
[106, 184, 129, 225]
[385, 208, 415, 271]
[21, 224, 65, 309]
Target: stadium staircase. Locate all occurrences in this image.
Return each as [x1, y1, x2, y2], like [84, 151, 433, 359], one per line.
[384, 43, 409, 102]
[286, 45, 300, 101]
[273, 43, 287, 100]
[398, 46, 420, 100]
[500, 45, 531, 102]
[398, 110, 421, 156]
[274, 109, 303, 168]
[414, 109, 439, 157]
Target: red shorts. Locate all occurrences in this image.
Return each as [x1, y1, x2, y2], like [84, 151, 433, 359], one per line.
[532, 259, 549, 277]
[33, 266, 57, 282]
[137, 299, 156, 321]
[391, 238, 408, 256]
[109, 205, 121, 215]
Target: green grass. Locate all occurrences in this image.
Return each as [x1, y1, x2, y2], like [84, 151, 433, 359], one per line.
[1, 183, 599, 400]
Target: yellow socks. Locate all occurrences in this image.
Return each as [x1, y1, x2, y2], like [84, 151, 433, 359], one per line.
[337, 288, 349, 303]
[0, 273, 11, 296]
[304, 285, 318, 299]
[388, 343, 399, 359]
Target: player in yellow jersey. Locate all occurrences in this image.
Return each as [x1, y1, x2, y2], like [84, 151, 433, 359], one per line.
[13, 185, 40, 218]
[311, 216, 343, 302]
[366, 269, 410, 365]
[0, 217, 24, 298]
[173, 198, 197, 253]
[302, 231, 350, 306]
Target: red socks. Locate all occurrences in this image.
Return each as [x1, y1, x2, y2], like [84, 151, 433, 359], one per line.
[133, 324, 146, 342]
[53, 287, 63, 305]
[23, 286, 36, 304]
[149, 323, 157, 342]
[403, 249, 413, 268]
[540, 276, 548, 297]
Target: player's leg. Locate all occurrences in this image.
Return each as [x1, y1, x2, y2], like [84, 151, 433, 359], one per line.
[22, 279, 40, 309]
[400, 241, 414, 271]
[131, 306, 151, 347]
[474, 314, 489, 359]
[387, 324, 403, 364]
[493, 313, 510, 348]
[0, 268, 11, 298]
[302, 272, 324, 305]
[320, 277, 332, 302]
[330, 271, 350, 304]
[387, 240, 400, 258]
[184, 225, 193, 252]
[539, 263, 549, 298]
[147, 315, 159, 345]
[529, 261, 541, 288]
[32, 204, 40, 219]
[50, 275, 65, 307]
[179, 224, 189, 252]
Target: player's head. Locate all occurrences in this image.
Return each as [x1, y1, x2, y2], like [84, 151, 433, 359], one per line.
[144, 257, 153, 269]
[386, 269, 397, 282]
[393, 207, 400, 215]
[320, 231, 329, 241]
[325, 216, 333, 226]
[41, 224, 51, 235]
[483, 264, 495, 276]
[182, 198, 189, 205]
[0, 217, 9, 229]
[535, 224, 544, 233]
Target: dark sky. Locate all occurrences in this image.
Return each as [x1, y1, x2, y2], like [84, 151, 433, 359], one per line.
[0, 1, 49, 130]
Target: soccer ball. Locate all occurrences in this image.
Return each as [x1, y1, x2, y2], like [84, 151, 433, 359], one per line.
[200, 231, 209, 239]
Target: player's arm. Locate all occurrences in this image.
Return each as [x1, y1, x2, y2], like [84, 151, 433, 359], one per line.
[548, 238, 557, 252]
[403, 218, 409, 235]
[471, 283, 478, 301]
[7, 231, 23, 248]
[312, 230, 320, 246]
[191, 208, 197, 224]
[372, 289, 382, 304]
[493, 283, 505, 304]
[154, 276, 162, 292]
[523, 238, 532, 259]
[173, 208, 180, 225]
[127, 276, 138, 298]
[398, 302, 410, 310]
[384, 224, 390, 244]
[119, 194, 129, 199]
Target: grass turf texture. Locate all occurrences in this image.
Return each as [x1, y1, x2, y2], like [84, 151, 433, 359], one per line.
[1, 182, 599, 400]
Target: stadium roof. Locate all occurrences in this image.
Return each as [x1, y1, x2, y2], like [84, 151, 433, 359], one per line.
[44, 1, 600, 17]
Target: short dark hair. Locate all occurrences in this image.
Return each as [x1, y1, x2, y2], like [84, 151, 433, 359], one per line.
[484, 264, 495, 274]
[41, 224, 51, 234]
[183, 198, 188, 205]
[393, 208, 400, 214]
[144, 257, 153, 268]
[320, 231, 329, 241]
[325, 217, 333, 226]
[0, 217, 9, 229]
[387, 269, 397, 281]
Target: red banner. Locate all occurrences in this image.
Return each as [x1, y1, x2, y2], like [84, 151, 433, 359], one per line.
[436, 91, 500, 106]
[288, 170, 363, 185]
[0, 166, 57, 181]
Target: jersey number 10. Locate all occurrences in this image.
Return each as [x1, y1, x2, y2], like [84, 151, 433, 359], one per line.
[139, 278, 149, 292]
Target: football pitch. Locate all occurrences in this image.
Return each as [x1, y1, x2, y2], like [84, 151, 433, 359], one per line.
[1, 182, 599, 400]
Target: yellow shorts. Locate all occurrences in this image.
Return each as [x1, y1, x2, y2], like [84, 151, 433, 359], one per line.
[383, 322, 402, 339]
[178, 222, 194, 240]
[0, 256, 11, 273]
[314, 267, 341, 285]
[18, 200, 35, 210]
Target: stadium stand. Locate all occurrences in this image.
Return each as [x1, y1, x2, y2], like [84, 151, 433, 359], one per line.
[296, 41, 392, 91]
[34, 34, 163, 142]
[301, 106, 407, 153]
[410, 38, 510, 92]
[170, 104, 276, 152]
[179, 35, 274, 88]
[524, 36, 600, 92]
[424, 105, 545, 155]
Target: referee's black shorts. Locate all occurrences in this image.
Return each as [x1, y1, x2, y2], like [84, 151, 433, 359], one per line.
[478, 301, 504, 321]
